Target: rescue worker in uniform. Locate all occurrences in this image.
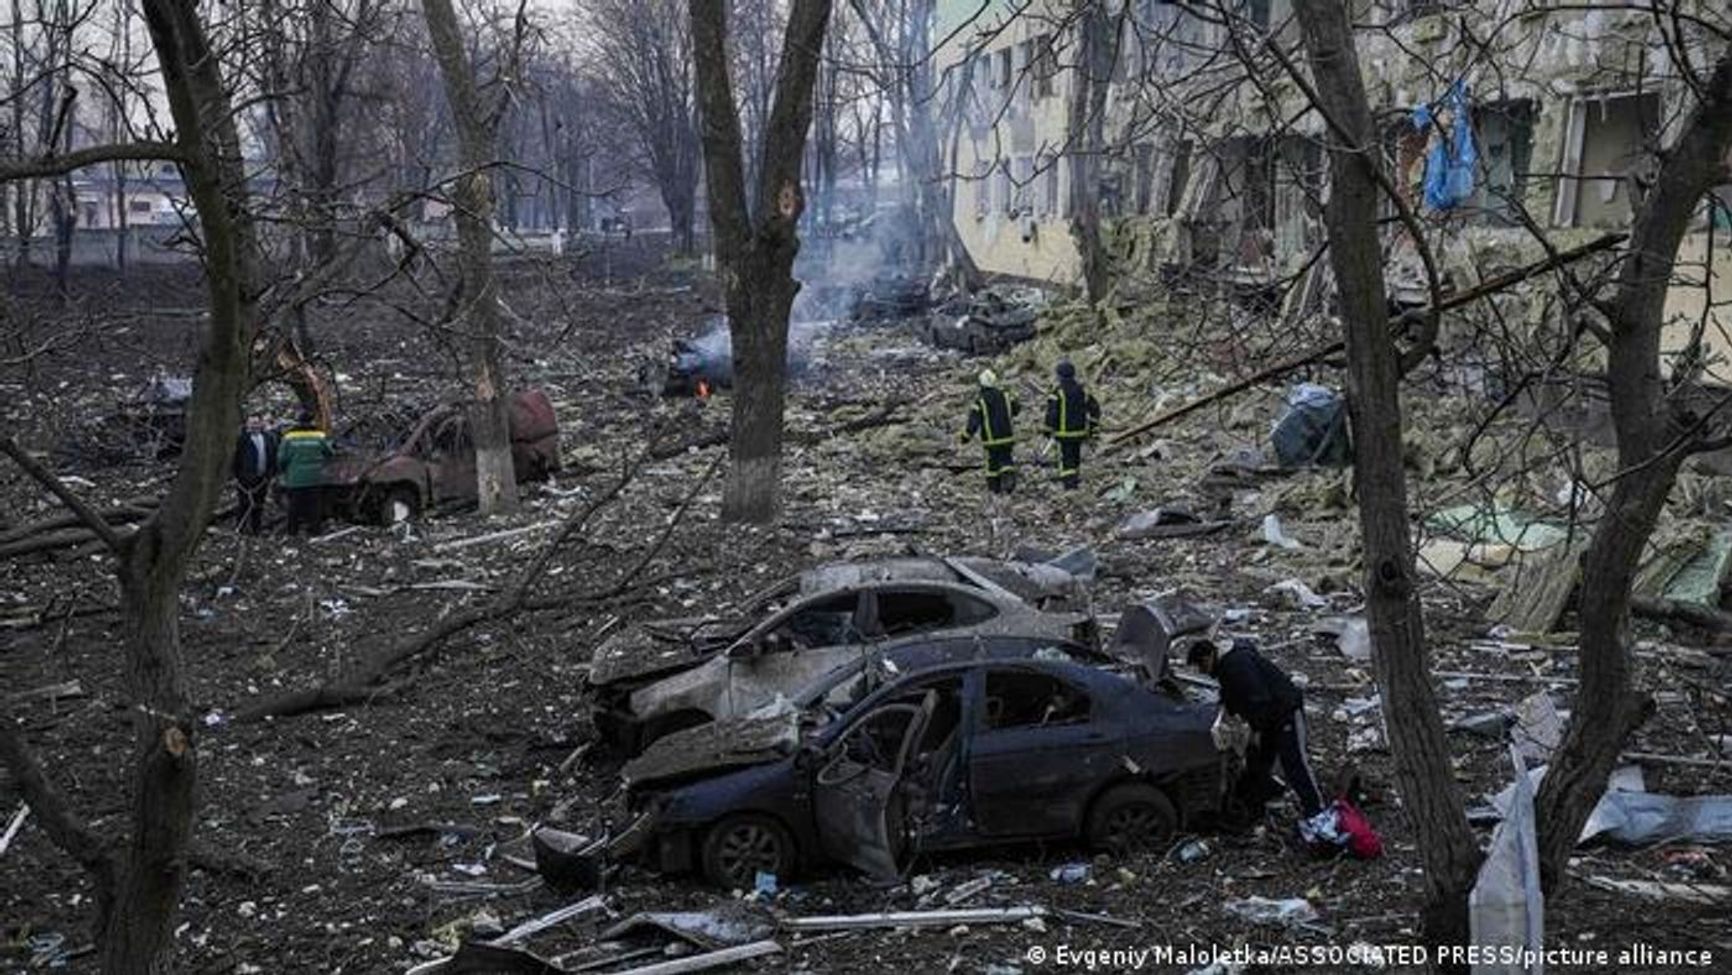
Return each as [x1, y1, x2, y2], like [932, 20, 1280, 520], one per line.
[960, 369, 1019, 494]
[277, 411, 335, 535]
[1043, 360, 1101, 489]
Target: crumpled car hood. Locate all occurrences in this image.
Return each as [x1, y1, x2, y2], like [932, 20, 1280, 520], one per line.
[587, 615, 746, 687]
[622, 709, 801, 790]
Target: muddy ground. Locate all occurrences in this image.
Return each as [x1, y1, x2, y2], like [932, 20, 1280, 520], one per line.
[4, 238, 1731, 973]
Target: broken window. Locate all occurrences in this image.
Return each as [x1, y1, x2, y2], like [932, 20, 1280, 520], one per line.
[432, 415, 472, 456]
[1163, 140, 1192, 217]
[974, 169, 991, 219]
[997, 163, 1014, 215]
[1012, 155, 1033, 214]
[994, 47, 1013, 90]
[1555, 92, 1661, 229]
[129, 199, 153, 215]
[774, 592, 862, 649]
[1039, 152, 1061, 215]
[835, 702, 922, 773]
[1031, 34, 1056, 98]
[1134, 143, 1156, 215]
[983, 671, 1091, 729]
[1466, 100, 1535, 226]
[872, 589, 995, 636]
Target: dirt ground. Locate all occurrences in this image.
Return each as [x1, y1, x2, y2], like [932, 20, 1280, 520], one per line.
[4, 238, 1731, 973]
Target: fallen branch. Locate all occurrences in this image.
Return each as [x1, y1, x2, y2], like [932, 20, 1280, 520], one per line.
[0, 720, 114, 885]
[0, 437, 126, 553]
[1105, 233, 1630, 450]
[237, 444, 716, 722]
[1632, 596, 1732, 649]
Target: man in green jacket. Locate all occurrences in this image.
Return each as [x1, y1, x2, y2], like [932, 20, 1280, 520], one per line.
[278, 411, 335, 535]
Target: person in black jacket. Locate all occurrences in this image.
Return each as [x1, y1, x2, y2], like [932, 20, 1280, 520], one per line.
[1043, 360, 1101, 490]
[231, 414, 280, 534]
[960, 369, 1019, 494]
[1188, 636, 1324, 820]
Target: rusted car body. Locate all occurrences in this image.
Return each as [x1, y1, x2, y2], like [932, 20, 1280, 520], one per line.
[323, 388, 560, 523]
[623, 659, 1231, 888]
[588, 557, 1097, 753]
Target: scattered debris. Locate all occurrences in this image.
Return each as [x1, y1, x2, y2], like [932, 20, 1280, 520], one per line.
[1313, 616, 1371, 662]
[781, 907, 1047, 931]
[1470, 749, 1545, 972]
[1221, 896, 1319, 929]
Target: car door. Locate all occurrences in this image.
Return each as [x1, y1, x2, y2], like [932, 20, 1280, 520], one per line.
[966, 668, 1118, 837]
[811, 693, 934, 879]
[429, 414, 477, 502]
[723, 592, 867, 718]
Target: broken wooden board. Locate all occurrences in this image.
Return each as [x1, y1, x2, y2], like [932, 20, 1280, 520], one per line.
[1486, 540, 1589, 634]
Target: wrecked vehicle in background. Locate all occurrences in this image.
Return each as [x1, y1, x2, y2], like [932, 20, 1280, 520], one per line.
[621, 659, 1230, 888]
[849, 275, 930, 323]
[650, 317, 820, 397]
[588, 556, 1098, 752]
[322, 388, 560, 524]
[923, 287, 1047, 355]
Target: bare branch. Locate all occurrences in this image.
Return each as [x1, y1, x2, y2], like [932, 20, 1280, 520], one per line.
[0, 141, 183, 183]
[0, 438, 127, 554]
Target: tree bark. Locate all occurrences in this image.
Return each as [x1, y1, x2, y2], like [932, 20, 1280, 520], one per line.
[87, 2, 263, 969]
[1534, 48, 1732, 894]
[421, 0, 518, 516]
[1066, 0, 1112, 305]
[1290, 0, 1482, 956]
[690, 0, 834, 523]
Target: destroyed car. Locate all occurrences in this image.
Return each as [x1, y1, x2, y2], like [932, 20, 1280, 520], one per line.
[923, 289, 1041, 355]
[622, 635, 1112, 792]
[623, 659, 1230, 888]
[653, 318, 818, 397]
[588, 557, 1098, 752]
[322, 388, 560, 524]
[849, 275, 930, 323]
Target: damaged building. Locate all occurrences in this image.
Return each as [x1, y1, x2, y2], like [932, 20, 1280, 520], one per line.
[938, 0, 1732, 364]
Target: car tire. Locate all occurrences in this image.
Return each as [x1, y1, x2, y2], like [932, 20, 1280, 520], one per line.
[1085, 782, 1178, 857]
[700, 814, 796, 890]
[375, 484, 420, 526]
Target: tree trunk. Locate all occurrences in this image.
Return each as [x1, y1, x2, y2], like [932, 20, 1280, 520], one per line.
[1291, 0, 1482, 955]
[101, 545, 197, 971]
[1534, 49, 1732, 894]
[421, 0, 518, 517]
[1066, 1, 1111, 305]
[690, 0, 833, 524]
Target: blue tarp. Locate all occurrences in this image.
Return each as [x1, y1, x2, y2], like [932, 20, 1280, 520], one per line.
[1413, 81, 1478, 211]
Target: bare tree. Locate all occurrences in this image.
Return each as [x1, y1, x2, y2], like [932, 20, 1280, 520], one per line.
[0, 0, 262, 968]
[587, 0, 701, 252]
[690, 0, 833, 522]
[1534, 44, 1732, 892]
[419, 0, 518, 516]
[1287, 0, 1483, 949]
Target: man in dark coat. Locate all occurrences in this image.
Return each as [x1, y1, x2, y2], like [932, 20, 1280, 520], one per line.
[232, 414, 279, 534]
[960, 369, 1019, 494]
[1189, 636, 1325, 822]
[1043, 360, 1101, 490]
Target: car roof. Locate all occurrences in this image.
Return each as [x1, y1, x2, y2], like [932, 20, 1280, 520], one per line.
[818, 658, 1142, 739]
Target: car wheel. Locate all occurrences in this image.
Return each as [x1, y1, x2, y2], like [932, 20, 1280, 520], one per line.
[1086, 782, 1177, 857]
[376, 484, 420, 526]
[701, 814, 796, 890]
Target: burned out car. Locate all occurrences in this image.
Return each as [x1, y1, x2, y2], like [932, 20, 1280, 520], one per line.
[323, 388, 560, 524]
[623, 659, 1230, 888]
[588, 557, 1098, 752]
[923, 289, 1043, 355]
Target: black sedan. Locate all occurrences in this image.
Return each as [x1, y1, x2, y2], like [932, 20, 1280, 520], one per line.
[626, 659, 1229, 889]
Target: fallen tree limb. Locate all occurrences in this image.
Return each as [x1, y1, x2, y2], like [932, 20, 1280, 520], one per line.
[1105, 233, 1629, 451]
[0, 719, 115, 887]
[0, 438, 126, 553]
[237, 447, 718, 722]
[1632, 596, 1732, 650]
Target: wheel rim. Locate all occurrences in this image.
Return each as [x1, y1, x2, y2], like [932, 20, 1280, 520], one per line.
[1104, 803, 1166, 854]
[716, 823, 782, 887]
